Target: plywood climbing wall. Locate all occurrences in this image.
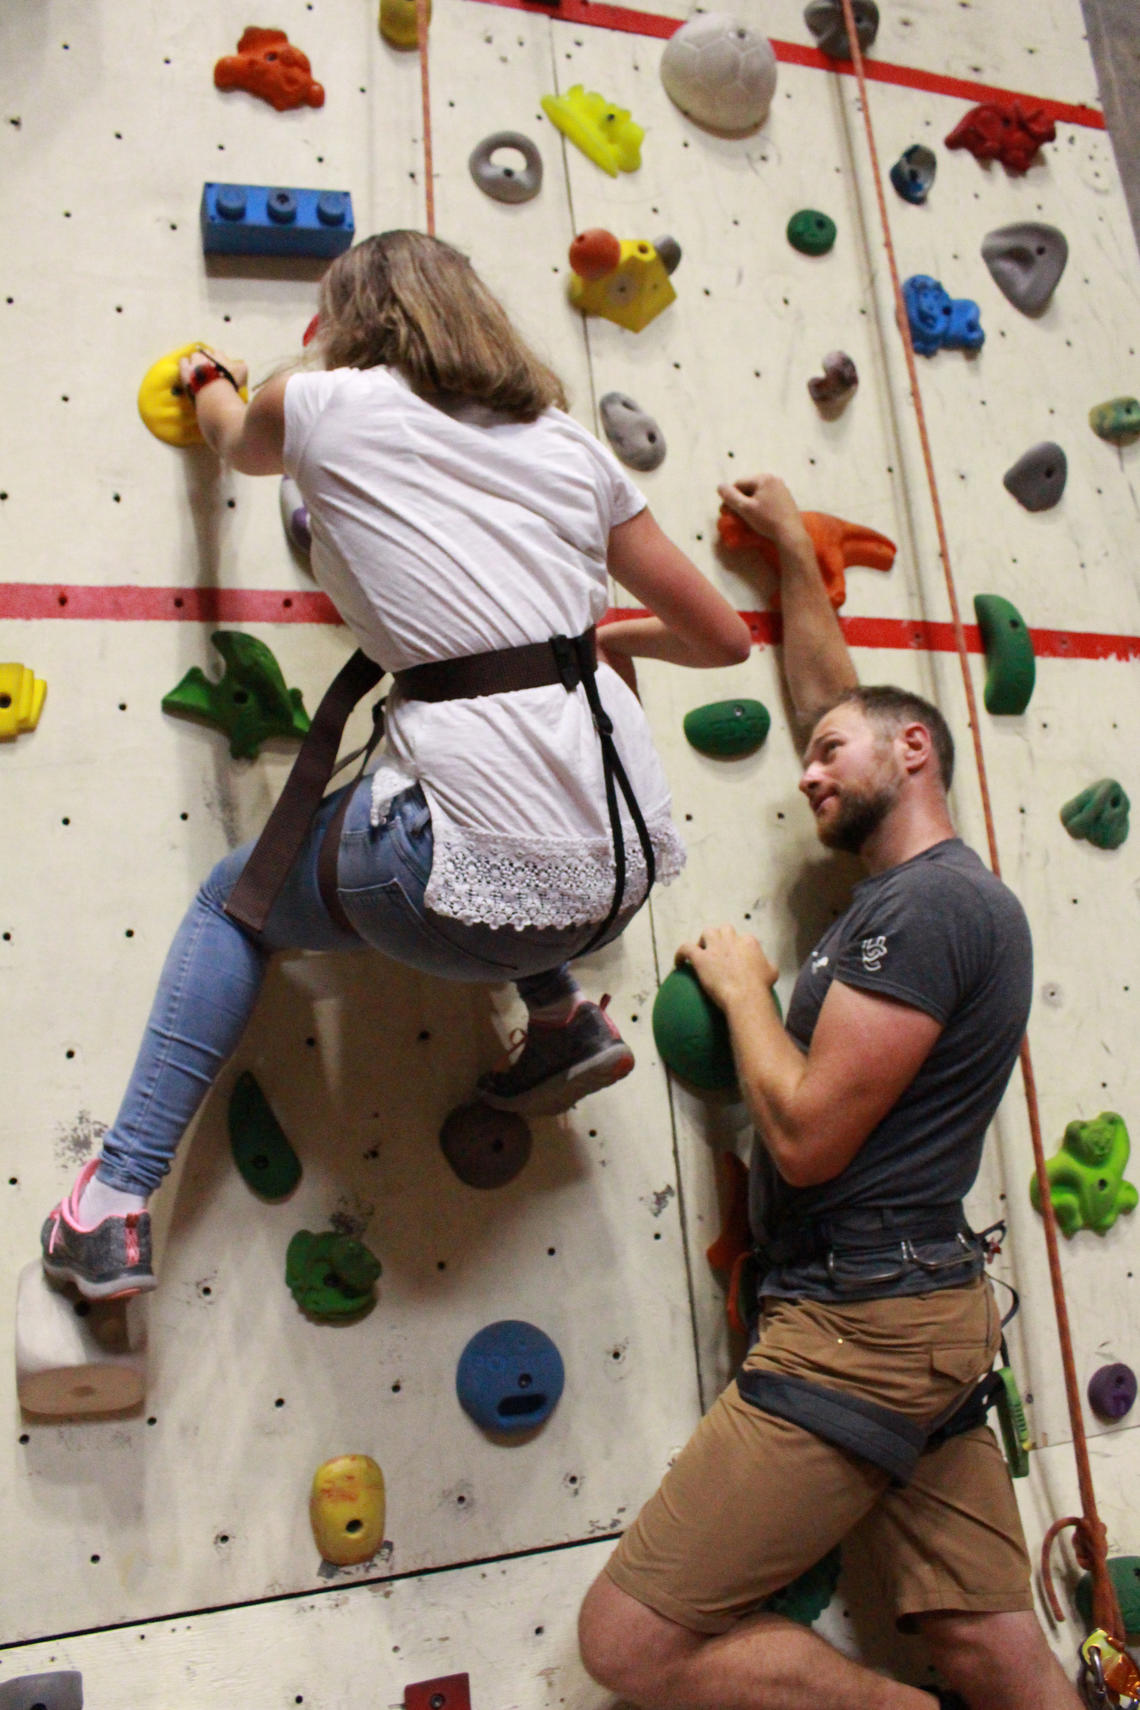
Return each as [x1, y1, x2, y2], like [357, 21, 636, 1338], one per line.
[2, 0, 1140, 1703]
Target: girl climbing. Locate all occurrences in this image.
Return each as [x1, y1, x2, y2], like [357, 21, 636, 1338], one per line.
[42, 230, 750, 1300]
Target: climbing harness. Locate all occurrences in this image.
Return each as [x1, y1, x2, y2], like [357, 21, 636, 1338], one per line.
[835, 0, 1127, 1672]
[225, 630, 655, 948]
[735, 1215, 1030, 1485]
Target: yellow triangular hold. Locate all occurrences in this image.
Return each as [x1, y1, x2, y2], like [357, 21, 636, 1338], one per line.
[569, 240, 676, 333]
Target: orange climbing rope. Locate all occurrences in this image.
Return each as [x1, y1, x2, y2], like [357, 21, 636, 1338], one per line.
[416, 0, 435, 235]
[835, 0, 1126, 1660]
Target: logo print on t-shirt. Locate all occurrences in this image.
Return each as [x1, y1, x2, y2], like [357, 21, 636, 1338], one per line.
[861, 935, 888, 971]
[811, 949, 830, 974]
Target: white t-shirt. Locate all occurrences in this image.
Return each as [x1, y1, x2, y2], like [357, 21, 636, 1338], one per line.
[283, 365, 685, 928]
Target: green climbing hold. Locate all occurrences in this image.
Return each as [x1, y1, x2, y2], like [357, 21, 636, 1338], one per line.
[228, 1071, 302, 1199]
[162, 630, 311, 760]
[286, 1230, 382, 1318]
[1029, 1112, 1139, 1237]
[684, 698, 771, 759]
[767, 1546, 842, 1626]
[787, 209, 837, 256]
[1061, 779, 1130, 850]
[973, 594, 1035, 715]
[653, 964, 737, 1092]
[1089, 396, 1140, 447]
[1076, 1557, 1140, 1642]
[653, 964, 781, 1094]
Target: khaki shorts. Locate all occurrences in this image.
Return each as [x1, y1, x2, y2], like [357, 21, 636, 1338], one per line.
[605, 1279, 1033, 1634]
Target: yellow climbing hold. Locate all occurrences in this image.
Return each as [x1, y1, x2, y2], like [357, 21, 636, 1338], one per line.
[380, 0, 429, 49]
[309, 1454, 386, 1565]
[569, 238, 676, 333]
[0, 663, 47, 739]
[541, 85, 643, 177]
[137, 342, 248, 448]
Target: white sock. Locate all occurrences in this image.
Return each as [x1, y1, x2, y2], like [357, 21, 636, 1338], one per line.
[78, 1172, 148, 1223]
[526, 990, 586, 1024]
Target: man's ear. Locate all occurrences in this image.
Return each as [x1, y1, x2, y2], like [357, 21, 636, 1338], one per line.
[899, 719, 934, 776]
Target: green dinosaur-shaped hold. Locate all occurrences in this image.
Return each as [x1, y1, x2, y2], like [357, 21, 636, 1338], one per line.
[1060, 779, 1130, 850]
[162, 630, 310, 759]
[767, 1545, 842, 1626]
[1029, 1111, 1139, 1236]
[973, 594, 1035, 715]
[286, 1229, 382, 1318]
[228, 1071, 302, 1199]
[1076, 1556, 1140, 1642]
[1089, 396, 1140, 447]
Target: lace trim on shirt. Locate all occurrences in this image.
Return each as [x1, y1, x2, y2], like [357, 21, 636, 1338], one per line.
[424, 816, 687, 929]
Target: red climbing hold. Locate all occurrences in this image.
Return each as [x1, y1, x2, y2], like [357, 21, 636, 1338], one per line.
[405, 1677, 472, 1710]
[214, 27, 325, 113]
[944, 100, 1055, 174]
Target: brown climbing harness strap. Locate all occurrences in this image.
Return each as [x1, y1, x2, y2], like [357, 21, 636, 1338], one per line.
[224, 647, 385, 936]
[225, 627, 655, 948]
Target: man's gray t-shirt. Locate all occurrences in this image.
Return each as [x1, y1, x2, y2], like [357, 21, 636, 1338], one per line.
[751, 838, 1032, 1300]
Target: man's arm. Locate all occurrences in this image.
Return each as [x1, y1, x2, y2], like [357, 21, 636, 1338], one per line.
[676, 925, 942, 1188]
[718, 474, 857, 731]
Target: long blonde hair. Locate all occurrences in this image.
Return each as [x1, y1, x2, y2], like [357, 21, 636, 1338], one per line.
[314, 231, 568, 420]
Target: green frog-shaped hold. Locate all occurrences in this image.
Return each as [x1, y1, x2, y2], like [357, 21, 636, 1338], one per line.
[1030, 1112, 1138, 1236]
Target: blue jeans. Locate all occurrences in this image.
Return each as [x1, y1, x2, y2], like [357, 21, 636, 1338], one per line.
[98, 781, 624, 1195]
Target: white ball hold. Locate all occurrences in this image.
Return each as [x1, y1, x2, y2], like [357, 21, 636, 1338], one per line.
[661, 13, 778, 135]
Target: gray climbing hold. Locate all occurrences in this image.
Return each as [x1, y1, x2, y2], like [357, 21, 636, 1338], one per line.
[1003, 442, 1067, 511]
[807, 350, 858, 410]
[804, 0, 879, 58]
[468, 132, 543, 204]
[653, 233, 682, 276]
[440, 1102, 532, 1189]
[600, 393, 667, 471]
[981, 222, 1068, 314]
[890, 144, 937, 204]
[0, 1674, 84, 1710]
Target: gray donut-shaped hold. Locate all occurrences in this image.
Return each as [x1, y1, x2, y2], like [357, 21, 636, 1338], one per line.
[468, 132, 543, 204]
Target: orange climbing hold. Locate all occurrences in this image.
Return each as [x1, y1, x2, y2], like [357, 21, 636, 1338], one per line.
[717, 507, 896, 611]
[569, 228, 623, 281]
[214, 28, 325, 112]
[706, 1151, 751, 1272]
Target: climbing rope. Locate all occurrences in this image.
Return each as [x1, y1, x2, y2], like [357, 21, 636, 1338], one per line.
[416, 0, 436, 235]
[836, 0, 1127, 1663]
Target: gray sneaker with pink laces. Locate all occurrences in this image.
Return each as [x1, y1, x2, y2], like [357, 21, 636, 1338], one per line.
[41, 1160, 156, 1300]
[478, 996, 635, 1116]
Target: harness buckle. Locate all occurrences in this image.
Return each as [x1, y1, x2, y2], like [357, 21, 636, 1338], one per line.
[548, 634, 581, 693]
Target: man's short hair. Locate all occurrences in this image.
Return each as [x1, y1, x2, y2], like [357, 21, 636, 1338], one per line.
[811, 685, 955, 791]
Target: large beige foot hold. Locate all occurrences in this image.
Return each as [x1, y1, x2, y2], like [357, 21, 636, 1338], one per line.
[16, 1261, 147, 1417]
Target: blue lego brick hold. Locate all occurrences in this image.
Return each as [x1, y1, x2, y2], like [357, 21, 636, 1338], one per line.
[902, 274, 984, 356]
[201, 182, 355, 258]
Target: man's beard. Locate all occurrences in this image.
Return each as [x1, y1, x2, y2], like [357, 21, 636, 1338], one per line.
[817, 779, 899, 853]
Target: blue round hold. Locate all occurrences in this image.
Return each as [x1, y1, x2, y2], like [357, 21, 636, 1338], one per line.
[456, 1320, 564, 1434]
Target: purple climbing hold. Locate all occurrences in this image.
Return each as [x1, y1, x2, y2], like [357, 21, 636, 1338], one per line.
[807, 350, 858, 411]
[279, 475, 312, 559]
[1088, 1362, 1137, 1421]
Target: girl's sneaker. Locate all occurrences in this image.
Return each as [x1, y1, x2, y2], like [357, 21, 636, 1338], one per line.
[41, 1160, 156, 1301]
[478, 995, 635, 1116]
